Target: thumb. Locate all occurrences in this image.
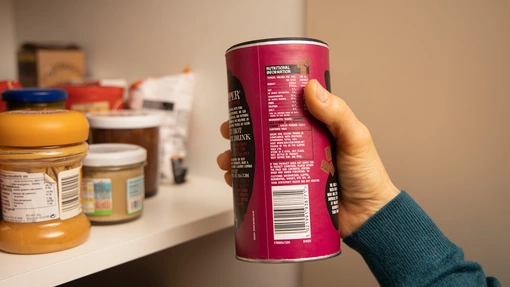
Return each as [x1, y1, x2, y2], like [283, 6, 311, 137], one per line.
[304, 79, 373, 153]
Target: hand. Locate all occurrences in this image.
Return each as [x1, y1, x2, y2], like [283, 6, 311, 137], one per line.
[217, 79, 400, 238]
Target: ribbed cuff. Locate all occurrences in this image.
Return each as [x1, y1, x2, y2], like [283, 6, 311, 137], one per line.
[343, 191, 458, 286]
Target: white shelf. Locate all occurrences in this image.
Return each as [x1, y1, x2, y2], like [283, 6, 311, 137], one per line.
[0, 176, 234, 287]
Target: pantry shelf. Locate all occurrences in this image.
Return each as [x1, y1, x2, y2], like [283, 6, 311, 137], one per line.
[0, 176, 234, 287]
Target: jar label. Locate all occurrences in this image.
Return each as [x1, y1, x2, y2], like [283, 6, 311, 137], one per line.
[0, 170, 59, 223]
[58, 167, 83, 220]
[126, 175, 144, 214]
[82, 178, 113, 216]
[71, 101, 110, 113]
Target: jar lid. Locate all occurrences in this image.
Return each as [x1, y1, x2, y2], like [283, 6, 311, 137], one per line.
[0, 110, 89, 147]
[2, 88, 68, 102]
[86, 110, 163, 129]
[83, 144, 147, 167]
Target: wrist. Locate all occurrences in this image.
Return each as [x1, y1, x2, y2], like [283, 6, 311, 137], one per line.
[340, 184, 400, 238]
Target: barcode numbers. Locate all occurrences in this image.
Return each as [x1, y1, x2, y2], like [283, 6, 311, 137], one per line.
[272, 184, 311, 240]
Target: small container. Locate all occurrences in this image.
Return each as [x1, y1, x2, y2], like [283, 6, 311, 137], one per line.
[60, 85, 125, 113]
[0, 110, 90, 254]
[2, 88, 67, 111]
[82, 144, 147, 224]
[86, 110, 163, 198]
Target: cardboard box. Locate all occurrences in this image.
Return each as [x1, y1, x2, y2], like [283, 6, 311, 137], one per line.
[17, 43, 85, 88]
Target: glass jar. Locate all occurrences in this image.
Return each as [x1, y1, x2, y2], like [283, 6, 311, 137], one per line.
[86, 110, 163, 198]
[82, 144, 147, 224]
[0, 110, 90, 254]
[2, 88, 68, 111]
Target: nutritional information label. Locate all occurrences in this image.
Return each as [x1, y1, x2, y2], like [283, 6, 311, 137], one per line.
[0, 170, 59, 223]
[266, 64, 316, 186]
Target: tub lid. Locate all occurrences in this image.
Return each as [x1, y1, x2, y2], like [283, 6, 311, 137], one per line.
[225, 37, 329, 54]
[2, 88, 68, 102]
[86, 110, 163, 129]
[83, 144, 147, 166]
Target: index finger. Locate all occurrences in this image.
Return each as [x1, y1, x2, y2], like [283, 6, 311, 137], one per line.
[220, 121, 230, 140]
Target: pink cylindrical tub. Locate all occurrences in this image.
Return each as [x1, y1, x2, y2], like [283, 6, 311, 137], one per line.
[225, 38, 340, 262]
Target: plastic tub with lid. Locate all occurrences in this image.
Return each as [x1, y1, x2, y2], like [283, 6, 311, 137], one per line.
[82, 143, 147, 224]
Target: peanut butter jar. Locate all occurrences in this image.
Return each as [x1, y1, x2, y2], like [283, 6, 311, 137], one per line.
[82, 144, 146, 224]
[0, 110, 90, 254]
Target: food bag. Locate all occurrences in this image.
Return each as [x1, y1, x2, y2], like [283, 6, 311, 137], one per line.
[128, 70, 195, 184]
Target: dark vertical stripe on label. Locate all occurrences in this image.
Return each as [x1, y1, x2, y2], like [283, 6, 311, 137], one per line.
[227, 70, 256, 228]
[324, 70, 331, 92]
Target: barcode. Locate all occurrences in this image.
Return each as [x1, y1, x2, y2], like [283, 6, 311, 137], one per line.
[272, 185, 311, 240]
[131, 200, 142, 210]
[59, 167, 82, 220]
[126, 175, 144, 214]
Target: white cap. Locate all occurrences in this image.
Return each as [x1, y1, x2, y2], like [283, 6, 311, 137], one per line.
[83, 144, 147, 167]
[86, 110, 163, 129]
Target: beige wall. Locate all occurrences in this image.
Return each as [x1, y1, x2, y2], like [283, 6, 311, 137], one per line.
[0, 0, 16, 79]
[304, 1, 509, 286]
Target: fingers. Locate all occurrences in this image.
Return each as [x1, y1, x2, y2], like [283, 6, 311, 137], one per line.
[220, 121, 229, 139]
[217, 150, 232, 187]
[216, 150, 231, 170]
[304, 79, 374, 153]
[224, 171, 232, 187]
[219, 122, 232, 186]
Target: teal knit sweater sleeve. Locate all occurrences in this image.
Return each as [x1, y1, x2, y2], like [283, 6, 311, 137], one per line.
[343, 191, 501, 287]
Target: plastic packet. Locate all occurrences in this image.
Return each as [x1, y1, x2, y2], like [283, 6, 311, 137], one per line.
[128, 70, 195, 184]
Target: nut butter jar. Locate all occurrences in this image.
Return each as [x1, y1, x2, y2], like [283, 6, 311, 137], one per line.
[2, 88, 67, 111]
[0, 110, 90, 254]
[86, 110, 163, 198]
[82, 144, 147, 224]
